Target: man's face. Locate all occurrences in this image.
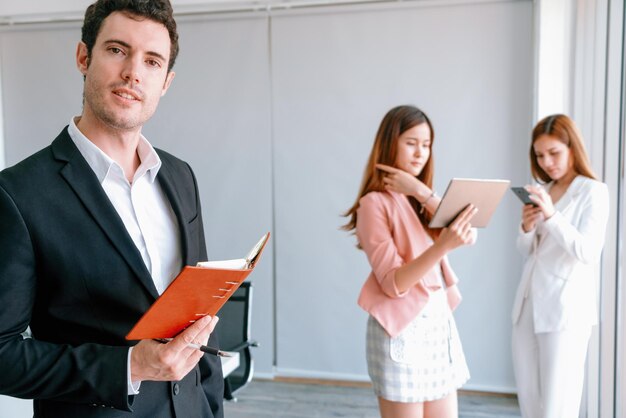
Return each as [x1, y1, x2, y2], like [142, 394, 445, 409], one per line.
[77, 11, 175, 131]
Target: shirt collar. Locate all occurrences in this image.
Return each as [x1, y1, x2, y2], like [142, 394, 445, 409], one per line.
[67, 117, 161, 184]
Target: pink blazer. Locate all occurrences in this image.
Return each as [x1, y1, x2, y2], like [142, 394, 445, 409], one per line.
[356, 191, 462, 338]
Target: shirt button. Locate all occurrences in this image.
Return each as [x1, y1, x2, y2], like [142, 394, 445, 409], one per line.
[173, 383, 180, 396]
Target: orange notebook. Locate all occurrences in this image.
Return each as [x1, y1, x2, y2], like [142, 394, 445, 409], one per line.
[126, 232, 269, 340]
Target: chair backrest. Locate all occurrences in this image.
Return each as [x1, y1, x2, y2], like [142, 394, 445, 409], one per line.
[215, 281, 255, 399]
[217, 281, 252, 352]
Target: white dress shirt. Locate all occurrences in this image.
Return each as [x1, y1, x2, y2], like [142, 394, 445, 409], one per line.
[68, 117, 182, 394]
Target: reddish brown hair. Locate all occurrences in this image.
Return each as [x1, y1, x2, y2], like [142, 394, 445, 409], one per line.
[343, 105, 438, 239]
[530, 114, 597, 183]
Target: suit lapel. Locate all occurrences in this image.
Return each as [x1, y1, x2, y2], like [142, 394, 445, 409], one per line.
[156, 160, 189, 264]
[537, 176, 583, 248]
[388, 191, 432, 251]
[51, 129, 159, 300]
[554, 175, 583, 213]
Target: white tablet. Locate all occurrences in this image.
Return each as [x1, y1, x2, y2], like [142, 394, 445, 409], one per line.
[429, 178, 510, 228]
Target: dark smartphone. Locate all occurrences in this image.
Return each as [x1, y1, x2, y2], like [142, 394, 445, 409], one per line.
[510, 187, 536, 206]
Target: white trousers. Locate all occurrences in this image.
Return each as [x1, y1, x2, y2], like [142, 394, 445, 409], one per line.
[512, 297, 591, 418]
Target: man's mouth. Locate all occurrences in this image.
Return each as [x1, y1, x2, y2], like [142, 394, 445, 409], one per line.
[113, 87, 141, 101]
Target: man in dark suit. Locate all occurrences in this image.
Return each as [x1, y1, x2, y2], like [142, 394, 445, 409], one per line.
[0, 1, 224, 417]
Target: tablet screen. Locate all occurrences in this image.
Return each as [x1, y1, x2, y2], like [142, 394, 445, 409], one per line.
[429, 178, 510, 228]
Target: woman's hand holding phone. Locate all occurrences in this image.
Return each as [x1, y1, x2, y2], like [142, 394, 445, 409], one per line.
[521, 204, 543, 232]
[511, 187, 536, 206]
[517, 185, 555, 232]
[525, 185, 556, 219]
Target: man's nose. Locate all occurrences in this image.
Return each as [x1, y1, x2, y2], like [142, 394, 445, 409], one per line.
[121, 58, 142, 84]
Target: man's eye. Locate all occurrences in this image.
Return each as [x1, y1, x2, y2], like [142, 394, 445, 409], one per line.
[147, 59, 161, 68]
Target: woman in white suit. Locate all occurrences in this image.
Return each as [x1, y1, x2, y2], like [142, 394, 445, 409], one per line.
[511, 114, 609, 418]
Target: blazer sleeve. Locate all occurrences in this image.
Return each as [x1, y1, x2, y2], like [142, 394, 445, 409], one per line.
[516, 224, 535, 256]
[356, 193, 408, 298]
[441, 256, 462, 310]
[542, 181, 609, 264]
[0, 183, 131, 410]
[187, 161, 208, 263]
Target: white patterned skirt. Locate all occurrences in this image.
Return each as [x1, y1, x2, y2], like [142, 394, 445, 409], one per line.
[366, 289, 469, 402]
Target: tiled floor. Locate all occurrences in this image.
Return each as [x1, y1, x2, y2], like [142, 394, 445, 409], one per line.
[224, 380, 521, 417]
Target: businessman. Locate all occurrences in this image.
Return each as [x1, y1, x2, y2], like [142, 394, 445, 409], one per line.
[0, 1, 224, 417]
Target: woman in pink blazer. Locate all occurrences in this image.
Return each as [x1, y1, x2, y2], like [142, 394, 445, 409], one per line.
[512, 114, 609, 418]
[344, 105, 477, 418]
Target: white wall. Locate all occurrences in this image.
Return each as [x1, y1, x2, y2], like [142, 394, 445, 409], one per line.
[0, 397, 32, 418]
[0, 0, 251, 17]
[0, 0, 90, 17]
[535, 0, 573, 119]
[0, 0, 381, 18]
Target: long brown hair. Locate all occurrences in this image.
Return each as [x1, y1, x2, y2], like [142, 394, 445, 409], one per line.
[530, 114, 597, 183]
[342, 105, 438, 239]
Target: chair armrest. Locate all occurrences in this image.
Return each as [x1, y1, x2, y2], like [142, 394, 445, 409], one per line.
[220, 352, 240, 377]
[226, 340, 259, 352]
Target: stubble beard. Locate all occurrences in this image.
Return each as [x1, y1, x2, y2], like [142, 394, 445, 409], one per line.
[83, 78, 153, 132]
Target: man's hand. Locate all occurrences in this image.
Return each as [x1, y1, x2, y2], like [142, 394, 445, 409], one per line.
[130, 315, 219, 382]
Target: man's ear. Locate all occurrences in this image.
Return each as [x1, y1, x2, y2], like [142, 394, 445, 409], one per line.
[76, 41, 89, 75]
[161, 71, 175, 96]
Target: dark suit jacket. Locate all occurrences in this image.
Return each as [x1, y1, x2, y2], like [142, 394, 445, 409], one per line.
[0, 128, 224, 418]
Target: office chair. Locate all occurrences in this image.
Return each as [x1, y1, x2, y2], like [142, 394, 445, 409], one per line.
[215, 281, 258, 401]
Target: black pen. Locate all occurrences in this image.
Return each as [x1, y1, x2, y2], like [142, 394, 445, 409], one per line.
[153, 338, 232, 357]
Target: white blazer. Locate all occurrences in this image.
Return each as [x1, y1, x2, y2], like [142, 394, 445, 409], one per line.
[511, 175, 609, 333]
